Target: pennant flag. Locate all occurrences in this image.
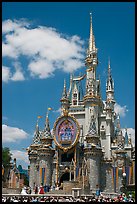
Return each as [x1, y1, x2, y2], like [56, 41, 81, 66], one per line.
[48, 107, 52, 110]
[44, 167, 46, 185]
[38, 116, 43, 118]
[40, 167, 42, 183]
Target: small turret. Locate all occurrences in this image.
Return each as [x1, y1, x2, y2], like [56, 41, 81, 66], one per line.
[44, 113, 51, 138]
[124, 128, 128, 146]
[33, 119, 40, 144]
[60, 79, 70, 115]
[72, 81, 79, 105]
[62, 79, 67, 99]
[106, 60, 115, 111]
[115, 114, 124, 149]
[41, 112, 53, 146]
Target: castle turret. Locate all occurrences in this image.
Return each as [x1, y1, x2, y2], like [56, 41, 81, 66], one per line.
[28, 119, 41, 188]
[85, 13, 98, 95]
[105, 60, 116, 159]
[37, 112, 55, 187]
[124, 128, 128, 146]
[33, 119, 40, 144]
[84, 115, 102, 191]
[115, 114, 125, 150]
[84, 13, 101, 137]
[60, 79, 70, 115]
[106, 60, 115, 110]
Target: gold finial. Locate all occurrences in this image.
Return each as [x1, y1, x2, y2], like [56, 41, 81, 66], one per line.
[63, 108, 68, 117]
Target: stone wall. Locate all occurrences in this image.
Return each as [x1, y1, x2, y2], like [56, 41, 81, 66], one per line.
[100, 161, 114, 192]
[88, 156, 100, 191]
[2, 188, 21, 194]
[63, 181, 80, 194]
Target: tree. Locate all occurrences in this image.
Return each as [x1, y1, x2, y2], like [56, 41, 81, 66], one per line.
[2, 147, 12, 184]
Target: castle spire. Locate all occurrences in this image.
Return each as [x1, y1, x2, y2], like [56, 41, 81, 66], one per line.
[117, 114, 120, 129]
[33, 118, 40, 144]
[36, 119, 39, 133]
[89, 12, 93, 52]
[106, 59, 115, 111]
[108, 58, 111, 79]
[60, 79, 70, 115]
[44, 112, 51, 137]
[62, 79, 67, 98]
[106, 58, 114, 90]
[125, 128, 128, 146]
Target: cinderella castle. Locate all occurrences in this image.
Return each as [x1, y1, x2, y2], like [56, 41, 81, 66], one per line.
[28, 14, 135, 194]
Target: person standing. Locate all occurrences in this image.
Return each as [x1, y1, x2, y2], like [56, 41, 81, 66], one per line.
[35, 185, 38, 194]
[39, 183, 44, 194]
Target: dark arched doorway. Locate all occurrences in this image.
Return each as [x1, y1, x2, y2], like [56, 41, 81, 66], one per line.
[59, 172, 74, 185]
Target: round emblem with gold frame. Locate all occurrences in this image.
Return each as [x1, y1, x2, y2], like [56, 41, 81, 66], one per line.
[53, 115, 80, 152]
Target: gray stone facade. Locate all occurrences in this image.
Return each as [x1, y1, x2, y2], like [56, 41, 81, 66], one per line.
[28, 14, 135, 194]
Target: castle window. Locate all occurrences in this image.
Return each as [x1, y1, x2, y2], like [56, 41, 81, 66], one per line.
[73, 100, 77, 105]
[73, 93, 77, 98]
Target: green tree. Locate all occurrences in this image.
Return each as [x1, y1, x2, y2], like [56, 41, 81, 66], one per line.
[2, 147, 12, 183]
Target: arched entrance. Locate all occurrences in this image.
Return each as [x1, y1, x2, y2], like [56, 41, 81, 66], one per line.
[59, 172, 74, 186]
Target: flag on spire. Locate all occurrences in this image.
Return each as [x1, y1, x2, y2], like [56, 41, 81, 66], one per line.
[38, 116, 43, 118]
[48, 107, 53, 111]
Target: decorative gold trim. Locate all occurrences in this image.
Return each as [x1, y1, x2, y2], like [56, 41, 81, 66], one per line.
[87, 67, 95, 72]
[53, 115, 80, 152]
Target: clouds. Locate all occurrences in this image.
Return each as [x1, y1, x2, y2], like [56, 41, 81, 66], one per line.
[2, 19, 85, 82]
[2, 62, 25, 82]
[2, 124, 29, 143]
[122, 128, 135, 147]
[11, 150, 29, 169]
[2, 66, 11, 82]
[114, 103, 128, 117]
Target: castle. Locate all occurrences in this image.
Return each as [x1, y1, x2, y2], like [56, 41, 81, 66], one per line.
[28, 14, 135, 194]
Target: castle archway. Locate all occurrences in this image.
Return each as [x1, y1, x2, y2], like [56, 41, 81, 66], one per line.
[59, 172, 74, 186]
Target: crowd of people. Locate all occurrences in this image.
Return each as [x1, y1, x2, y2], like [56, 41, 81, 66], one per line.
[2, 193, 135, 202]
[20, 184, 56, 195]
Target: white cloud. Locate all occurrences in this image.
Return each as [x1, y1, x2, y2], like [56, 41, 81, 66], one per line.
[2, 62, 25, 82]
[114, 103, 128, 117]
[2, 43, 19, 58]
[2, 66, 11, 82]
[2, 124, 29, 143]
[11, 150, 29, 169]
[11, 61, 25, 81]
[2, 19, 30, 34]
[28, 58, 55, 79]
[2, 19, 85, 81]
[53, 108, 62, 114]
[122, 128, 135, 147]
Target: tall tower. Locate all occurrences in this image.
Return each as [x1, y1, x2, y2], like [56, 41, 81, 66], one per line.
[84, 13, 101, 137]
[28, 120, 40, 188]
[38, 113, 55, 187]
[106, 59, 115, 110]
[105, 60, 116, 159]
[84, 115, 102, 191]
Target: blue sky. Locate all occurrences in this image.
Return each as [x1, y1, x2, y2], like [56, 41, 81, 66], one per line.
[2, 2, 135, 169]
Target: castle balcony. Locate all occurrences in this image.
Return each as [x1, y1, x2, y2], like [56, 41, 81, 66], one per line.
[59, 162, 74, 171]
